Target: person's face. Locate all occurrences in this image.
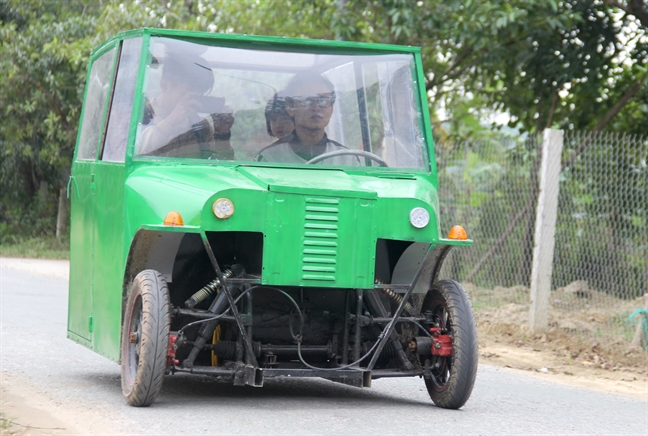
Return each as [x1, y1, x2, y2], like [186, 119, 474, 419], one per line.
[158, 76, 209, 124]
[161, 77, 192, 100]
[286, 81, 334, 131]
[270, 113, 294, 138]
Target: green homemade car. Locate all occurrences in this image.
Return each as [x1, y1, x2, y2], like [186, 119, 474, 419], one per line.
[67, 28, 477, 409]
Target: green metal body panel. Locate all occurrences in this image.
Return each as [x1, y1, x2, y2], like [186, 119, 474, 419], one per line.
[68, 28, 471, 363]
[91, 163, 126, 360]
[68, 161, 94, 344]
[68, 40, 119, 350]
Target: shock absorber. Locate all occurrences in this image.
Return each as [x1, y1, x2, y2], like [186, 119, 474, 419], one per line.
[185, 265, 240, 308]
[375, 279, 414, 315]
[182, 264, 245, 369]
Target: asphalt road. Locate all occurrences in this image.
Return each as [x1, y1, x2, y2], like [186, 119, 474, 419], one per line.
[1, 260, 646, 435]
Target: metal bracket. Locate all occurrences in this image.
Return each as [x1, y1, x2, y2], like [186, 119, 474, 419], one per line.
[201, 233, 259, 369]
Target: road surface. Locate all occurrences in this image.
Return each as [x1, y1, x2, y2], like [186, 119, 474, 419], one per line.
[1, 258, 646, 435]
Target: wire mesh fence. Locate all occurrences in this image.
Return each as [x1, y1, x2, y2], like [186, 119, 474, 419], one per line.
[434, 129, 648, 349]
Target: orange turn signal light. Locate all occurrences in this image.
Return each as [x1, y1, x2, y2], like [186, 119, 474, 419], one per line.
[163, 211, 184, 226]
[448, 225, 468, 240]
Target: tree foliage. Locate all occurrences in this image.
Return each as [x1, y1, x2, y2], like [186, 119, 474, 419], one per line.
[0, 1, 98, 240]
[1, 0, 646, 242]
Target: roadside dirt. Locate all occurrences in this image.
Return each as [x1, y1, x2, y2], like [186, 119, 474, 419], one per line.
[1, 372, 81, 436]
[1, 258, 646, 435]
[477, 326, 648, 400]
[470, 282, 648, 400]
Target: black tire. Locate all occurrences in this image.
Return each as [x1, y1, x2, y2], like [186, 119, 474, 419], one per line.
[120, 270, 171, 407]
[421, 279, 478, 409]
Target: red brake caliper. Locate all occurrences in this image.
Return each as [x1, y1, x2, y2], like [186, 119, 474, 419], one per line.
[429, 327, 453, 356]
[167, 334, 179, 365]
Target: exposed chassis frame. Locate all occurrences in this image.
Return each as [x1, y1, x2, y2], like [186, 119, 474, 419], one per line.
[169, 233, 453, 388]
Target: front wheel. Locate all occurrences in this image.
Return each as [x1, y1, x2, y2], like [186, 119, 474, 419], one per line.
[120, 270, 171, 407]
[421, 280, 478, 409]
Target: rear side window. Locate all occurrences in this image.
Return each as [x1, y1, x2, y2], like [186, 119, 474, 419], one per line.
[76, 47, 117, 160]
[102, 38, 142, 162]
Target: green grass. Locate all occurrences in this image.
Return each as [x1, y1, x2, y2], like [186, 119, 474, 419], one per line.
[591, 314, 638, 342]
[0, 411, 13, 435]
[0, 236, 69, 260]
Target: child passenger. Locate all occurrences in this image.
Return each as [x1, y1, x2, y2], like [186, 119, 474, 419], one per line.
[264, 93, 295, 140]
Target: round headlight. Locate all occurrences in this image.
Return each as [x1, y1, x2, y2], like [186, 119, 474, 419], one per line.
[409, 207, 430, 228]
[213, 198, 234, 219]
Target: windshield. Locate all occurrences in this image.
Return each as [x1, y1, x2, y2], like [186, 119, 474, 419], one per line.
[134, 37, 429, 170]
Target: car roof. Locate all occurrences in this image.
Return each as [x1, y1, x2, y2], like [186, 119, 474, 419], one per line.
[91, 27, 421, 61]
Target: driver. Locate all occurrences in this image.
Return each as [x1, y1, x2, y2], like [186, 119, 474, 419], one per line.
[138, 57, 234, 159]
[255, 73, 357, 165]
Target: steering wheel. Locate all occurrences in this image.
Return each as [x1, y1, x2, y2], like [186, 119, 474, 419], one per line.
[305, 150, 389, 167]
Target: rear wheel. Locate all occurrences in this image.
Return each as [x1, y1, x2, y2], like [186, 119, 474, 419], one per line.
[421, 279, 478, 409]
[120, 270, 171, 407]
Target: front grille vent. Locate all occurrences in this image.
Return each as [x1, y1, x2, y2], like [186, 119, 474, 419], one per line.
[301, 197, 340, 282]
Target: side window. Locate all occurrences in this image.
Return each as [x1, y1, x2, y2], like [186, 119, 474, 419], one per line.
[363, 61, 425, 169]
[102, 38, 142, 162]
[76, 47, 117, 160]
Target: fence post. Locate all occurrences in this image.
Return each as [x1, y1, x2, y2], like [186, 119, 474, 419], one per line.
[529, 129, 564, 332]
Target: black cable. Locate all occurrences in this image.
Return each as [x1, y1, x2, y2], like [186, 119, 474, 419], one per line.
[176, 284, 414, 372]
[259, 286, 382, 371]
[177, 287, 254, 335]
[403, 319, 433, 338]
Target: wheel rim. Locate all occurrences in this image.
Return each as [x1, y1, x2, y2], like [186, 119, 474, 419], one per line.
[125, 293, 143, 386]
[427, 298, 452, 391]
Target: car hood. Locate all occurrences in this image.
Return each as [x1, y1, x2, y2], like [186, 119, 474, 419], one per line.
[124, 163, 437, 228]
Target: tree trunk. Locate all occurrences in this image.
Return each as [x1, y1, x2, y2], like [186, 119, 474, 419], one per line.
[38, 181, 48, 203]
[56, 187, 68, 245]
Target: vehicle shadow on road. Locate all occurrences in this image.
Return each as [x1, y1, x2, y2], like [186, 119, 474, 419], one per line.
[159, 375, 433, 408]
[80, 371, 435, 409]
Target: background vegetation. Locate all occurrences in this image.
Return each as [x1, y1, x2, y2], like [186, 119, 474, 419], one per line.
[1, 0, 647, 263]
